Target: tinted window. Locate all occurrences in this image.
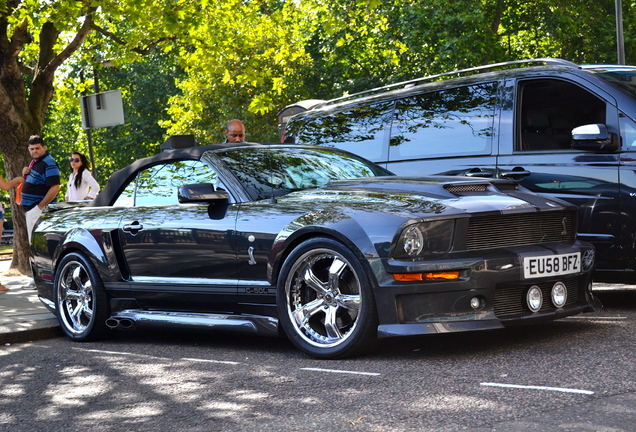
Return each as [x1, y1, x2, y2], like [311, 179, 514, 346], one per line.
[588, 67, 636, 99]
[518, 79, 606, 151]
[288, 101, 394, 162]
[620, 112, 636, 149]
[113, 160, 219, 207]
[210, 146, 392, 201]
[389, 83, 496, 160]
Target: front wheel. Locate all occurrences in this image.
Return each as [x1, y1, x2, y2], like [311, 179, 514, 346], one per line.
[54, 252, 110, 341]
[277, 238, 378, 359]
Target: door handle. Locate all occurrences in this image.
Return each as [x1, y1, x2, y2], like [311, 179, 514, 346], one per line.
[464, 169, 493, 178]
[500, 169, 531, 179]
[123, 221, 143, 234]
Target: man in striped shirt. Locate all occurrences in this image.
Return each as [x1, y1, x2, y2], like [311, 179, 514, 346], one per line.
[21, 135, 60, 242]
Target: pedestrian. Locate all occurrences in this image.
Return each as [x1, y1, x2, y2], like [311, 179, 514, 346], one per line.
[225, 119, 246, 143]
[21, 135, 60, 242]
[65, 152, 100, 201]
[20, 135, 60, 290]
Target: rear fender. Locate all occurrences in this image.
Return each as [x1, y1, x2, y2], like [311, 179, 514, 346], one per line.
[53, 228, 115, 282]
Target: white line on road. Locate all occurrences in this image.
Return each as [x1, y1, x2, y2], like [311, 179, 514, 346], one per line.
[182, 357, 241, 365]
[565, 316, 627, 320]
[480, 382, 594, 395]
[301, 367, 380, 376]
[75, 348, 241, 365]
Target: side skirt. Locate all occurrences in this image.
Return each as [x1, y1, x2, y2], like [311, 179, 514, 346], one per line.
[106, 309, 280, 337]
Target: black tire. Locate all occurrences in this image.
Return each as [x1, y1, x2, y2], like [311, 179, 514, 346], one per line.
[53, 252, 110, 341]
[277, 237, 378, 359]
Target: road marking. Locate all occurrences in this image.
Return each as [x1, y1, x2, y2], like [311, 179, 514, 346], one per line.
[75, 348, 241, 365]
[182, 357, 241, 365]
[480, 382, 594, 395]
[301, 367, 380, 376]
[565, 316, 627, 320]
[75, 348, 149, 357]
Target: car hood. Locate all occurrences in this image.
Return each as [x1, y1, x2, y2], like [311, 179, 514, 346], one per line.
[283, 176, 570, 219]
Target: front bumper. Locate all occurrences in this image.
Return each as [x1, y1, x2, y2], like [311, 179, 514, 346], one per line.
[373, 242, 600, 337]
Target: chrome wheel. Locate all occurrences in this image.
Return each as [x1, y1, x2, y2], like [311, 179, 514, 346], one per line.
[278, 238, 377, 358]
[54, 252, 109, 341]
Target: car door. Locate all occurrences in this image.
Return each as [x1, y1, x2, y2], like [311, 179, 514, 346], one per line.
[496, 76, 625, 276]
[115, 159, 239, 312]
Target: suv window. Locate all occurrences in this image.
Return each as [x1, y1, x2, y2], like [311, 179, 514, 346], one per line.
[389, 83, 497, 161]
[289, 101, 394, 162]
[518, 79, 606, 151]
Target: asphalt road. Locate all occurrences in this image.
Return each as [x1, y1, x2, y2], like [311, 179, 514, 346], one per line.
[1, 289, 635, 432]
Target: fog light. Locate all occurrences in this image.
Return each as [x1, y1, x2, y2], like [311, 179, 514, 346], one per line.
[470, 296, 482, 310]
[551, 282, 567, 308]
[527, 286, 543, 312]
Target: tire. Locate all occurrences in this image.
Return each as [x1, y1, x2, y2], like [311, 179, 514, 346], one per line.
[54, 252, 110, 341]
[277, 237, 378, 359]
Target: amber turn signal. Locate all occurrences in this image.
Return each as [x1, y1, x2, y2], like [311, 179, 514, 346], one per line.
[393, 271, 460, 281]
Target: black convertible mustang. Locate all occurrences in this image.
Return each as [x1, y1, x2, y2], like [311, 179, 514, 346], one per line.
[31, 142, 601, 358]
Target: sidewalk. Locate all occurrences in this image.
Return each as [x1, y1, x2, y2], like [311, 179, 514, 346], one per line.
[0, 258, 60, 344]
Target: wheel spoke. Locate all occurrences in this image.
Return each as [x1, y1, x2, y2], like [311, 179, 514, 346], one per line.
[293, 298, 323, 326]
[323, 306, 342, 340]
[302, 265, 328, 295]
[337, 293, 361, 311]
[328, 257, 347, 291]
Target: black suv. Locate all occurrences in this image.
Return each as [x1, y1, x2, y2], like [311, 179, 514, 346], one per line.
[285, 58, 636, 284]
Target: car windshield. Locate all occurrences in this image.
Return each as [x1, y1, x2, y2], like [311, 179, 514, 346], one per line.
[206, 145, 393, 201]
[585, 66, 636, 99]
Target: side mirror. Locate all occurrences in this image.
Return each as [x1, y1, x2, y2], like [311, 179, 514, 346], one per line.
[571, 123, 620, 152]
[178, 183, 229, 203]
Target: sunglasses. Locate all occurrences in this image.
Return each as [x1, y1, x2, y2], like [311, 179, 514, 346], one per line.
[69, 157, 81, 163]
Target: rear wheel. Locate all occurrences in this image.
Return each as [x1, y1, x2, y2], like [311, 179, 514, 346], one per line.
[277, 238, 378, 359]
[54, 252, 110, 341]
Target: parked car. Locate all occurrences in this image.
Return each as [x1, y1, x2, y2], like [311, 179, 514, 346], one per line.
[31, 142, 600, 359]
[284, 58, 636, 284]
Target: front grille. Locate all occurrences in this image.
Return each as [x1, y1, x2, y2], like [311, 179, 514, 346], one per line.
[493, 277, 581, 319]
[466, 211, 575, 250]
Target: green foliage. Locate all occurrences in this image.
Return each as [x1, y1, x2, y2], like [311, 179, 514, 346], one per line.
[40, 0, 636, 179]
[44, 48, 184, 188]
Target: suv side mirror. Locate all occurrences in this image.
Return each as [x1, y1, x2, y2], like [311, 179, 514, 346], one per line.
[571, 123, 619, 152]
[178, 183, 229, 203]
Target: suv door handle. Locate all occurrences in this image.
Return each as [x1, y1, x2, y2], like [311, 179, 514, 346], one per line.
[500, 169, 531, 179]
[464, 169, 493, 177]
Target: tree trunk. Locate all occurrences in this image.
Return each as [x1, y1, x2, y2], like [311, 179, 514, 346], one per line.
[2, 136, 36, 275]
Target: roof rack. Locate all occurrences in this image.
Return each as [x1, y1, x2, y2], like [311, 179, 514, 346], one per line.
[316, 58, 579, 109]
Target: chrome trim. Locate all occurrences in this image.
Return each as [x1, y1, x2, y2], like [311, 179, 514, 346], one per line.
[131, 276, 238, 285]
[130, 277, 273, 287]
[107, 309, 279, 337]
[39, 295, 55, 311]
[237, 280, 271, 286]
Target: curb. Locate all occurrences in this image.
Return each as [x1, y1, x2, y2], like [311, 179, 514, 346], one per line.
[0, 318, 62, 345]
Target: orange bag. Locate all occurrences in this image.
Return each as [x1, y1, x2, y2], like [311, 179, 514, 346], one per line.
[15, 181, 22, 205]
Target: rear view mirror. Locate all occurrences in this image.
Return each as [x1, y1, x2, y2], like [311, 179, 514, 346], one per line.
[178, 183, 229, 203]
[571, 123, 619, 152]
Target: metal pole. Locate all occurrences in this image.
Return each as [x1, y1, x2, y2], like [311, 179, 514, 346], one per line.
[616, 0, 625, 64]
[80, 70, 98, 183]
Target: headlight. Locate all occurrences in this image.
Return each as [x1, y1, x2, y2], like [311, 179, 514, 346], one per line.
[395, 220, 455, 258]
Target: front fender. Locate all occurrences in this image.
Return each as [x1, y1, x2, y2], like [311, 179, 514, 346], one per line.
[267, 211, 386, 286]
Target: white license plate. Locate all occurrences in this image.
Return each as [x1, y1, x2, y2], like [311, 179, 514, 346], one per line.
[523, 252, 581, 279]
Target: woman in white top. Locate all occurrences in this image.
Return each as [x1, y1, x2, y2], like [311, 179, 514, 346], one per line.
[65, 152, 100, 201]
